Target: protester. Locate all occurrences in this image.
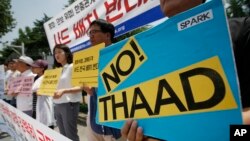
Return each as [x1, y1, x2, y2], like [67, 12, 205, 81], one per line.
[121, 0, 250, 140]
[4, 59, 20, 107]
[84, 19, 124, 141]
[11, 56, 36, 117]
[31, 59, 55, 129]
[52, 44, 82, 141]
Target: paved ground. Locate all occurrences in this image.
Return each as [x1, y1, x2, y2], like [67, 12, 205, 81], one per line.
[54, 112, 88, 141]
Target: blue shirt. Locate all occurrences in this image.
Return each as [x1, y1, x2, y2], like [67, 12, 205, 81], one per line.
[89, 88, 121, 139]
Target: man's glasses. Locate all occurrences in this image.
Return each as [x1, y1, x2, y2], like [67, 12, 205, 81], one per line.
[87, 29, 103, 36]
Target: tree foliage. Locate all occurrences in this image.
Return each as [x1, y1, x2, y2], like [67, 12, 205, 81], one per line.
[0, 0, 16, 38]
[65, 0, 77, 7]
[10, 14, 51, 60]
[227, 0, 250, 17]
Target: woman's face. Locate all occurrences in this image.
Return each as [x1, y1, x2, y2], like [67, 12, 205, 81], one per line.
[54, 48, 67, 65]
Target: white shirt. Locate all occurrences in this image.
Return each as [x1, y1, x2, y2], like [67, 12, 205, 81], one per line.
[33, 76, 55, 126]
[53, 63, 82, 104]
[16, 69, 36, 111]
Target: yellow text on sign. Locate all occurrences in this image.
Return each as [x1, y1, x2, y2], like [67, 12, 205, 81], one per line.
[98, 56, 237, 122]
[100, 37, 147, 93]
[72, 43, 105, 87]
[37, 67, 62, 96]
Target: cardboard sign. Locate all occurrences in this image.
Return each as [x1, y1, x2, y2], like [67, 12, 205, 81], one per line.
[7, 76, 34, 95]
[97, 0, 242, 140]
[72, 43, 105, 87]
[37, 68, 62, 96]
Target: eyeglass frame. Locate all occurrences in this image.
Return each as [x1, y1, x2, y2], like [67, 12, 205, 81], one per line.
[87, 29, 103, 36]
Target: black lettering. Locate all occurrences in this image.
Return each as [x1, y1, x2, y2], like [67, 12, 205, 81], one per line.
[102, 64, 120, 92]
[116, 50, 135, 76]
[180, 67, 225, 110]
[112, 91, 129, 120]
[190, 18, 198, 26]
[99, 96, 111, 120]
[130, 87, 154, 117]
[154, 79, 187, 114]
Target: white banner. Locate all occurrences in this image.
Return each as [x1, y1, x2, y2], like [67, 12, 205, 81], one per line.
[0, 100, 71, 141]
[44, 0, 164, 53]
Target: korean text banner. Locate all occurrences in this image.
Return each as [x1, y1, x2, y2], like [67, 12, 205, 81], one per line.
[0, 100, 71, 141]
[97, 0, 242, 140]
[44, 0, 164, 53]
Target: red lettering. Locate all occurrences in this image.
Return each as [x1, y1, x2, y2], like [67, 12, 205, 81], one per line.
[27, 123, 36, 139]
[73, 9, 99, 39]
[85, 9, 99, 26]
[137, 0, 148, 7]
[21, 118, 27, 133]
[45, 135, 53, 141]
[53, 28, 71, 45]
[73, 19, 86, 39]
[36, 130, 45, 141]
[124, 0, 136, 12]
[104, 0, 123, 22]
[36, 129, 54, 141]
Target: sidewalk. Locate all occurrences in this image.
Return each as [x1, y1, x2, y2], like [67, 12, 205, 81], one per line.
[54, 112, 88, 141]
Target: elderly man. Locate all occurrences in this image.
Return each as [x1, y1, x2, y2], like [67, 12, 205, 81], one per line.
[12, 56, 36, 117]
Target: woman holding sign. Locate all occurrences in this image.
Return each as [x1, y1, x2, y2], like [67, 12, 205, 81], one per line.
[52, 44, 82, 141]
[31, 59, 55, 129]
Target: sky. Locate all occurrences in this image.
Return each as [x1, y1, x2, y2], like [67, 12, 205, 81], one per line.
[0, 0, 69, 49]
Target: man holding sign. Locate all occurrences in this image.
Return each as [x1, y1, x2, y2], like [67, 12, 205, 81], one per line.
[85, 19, 124, 141]
[11, 56, 36, 117]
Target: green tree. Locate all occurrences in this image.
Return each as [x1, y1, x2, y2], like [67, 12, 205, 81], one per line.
[227, 0, 250, 17]
[12, 14, 52, 60]
[0, 0, 16, 38]
[65, 0, 76, 7]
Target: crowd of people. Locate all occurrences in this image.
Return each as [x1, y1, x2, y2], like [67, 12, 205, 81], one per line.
[1, 0, 249, 141]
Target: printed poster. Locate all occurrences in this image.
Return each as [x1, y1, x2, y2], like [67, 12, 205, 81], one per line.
[97, 0, 242, 140]
[72, 43, 105, 87]
[37, 68, 62, 96]
[7, 76, 34, 95]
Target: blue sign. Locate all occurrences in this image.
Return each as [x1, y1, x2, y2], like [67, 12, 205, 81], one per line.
[97, 0, 242, 140]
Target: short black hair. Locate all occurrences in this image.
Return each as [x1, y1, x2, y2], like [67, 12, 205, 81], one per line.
[89, 19, 115, 42]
